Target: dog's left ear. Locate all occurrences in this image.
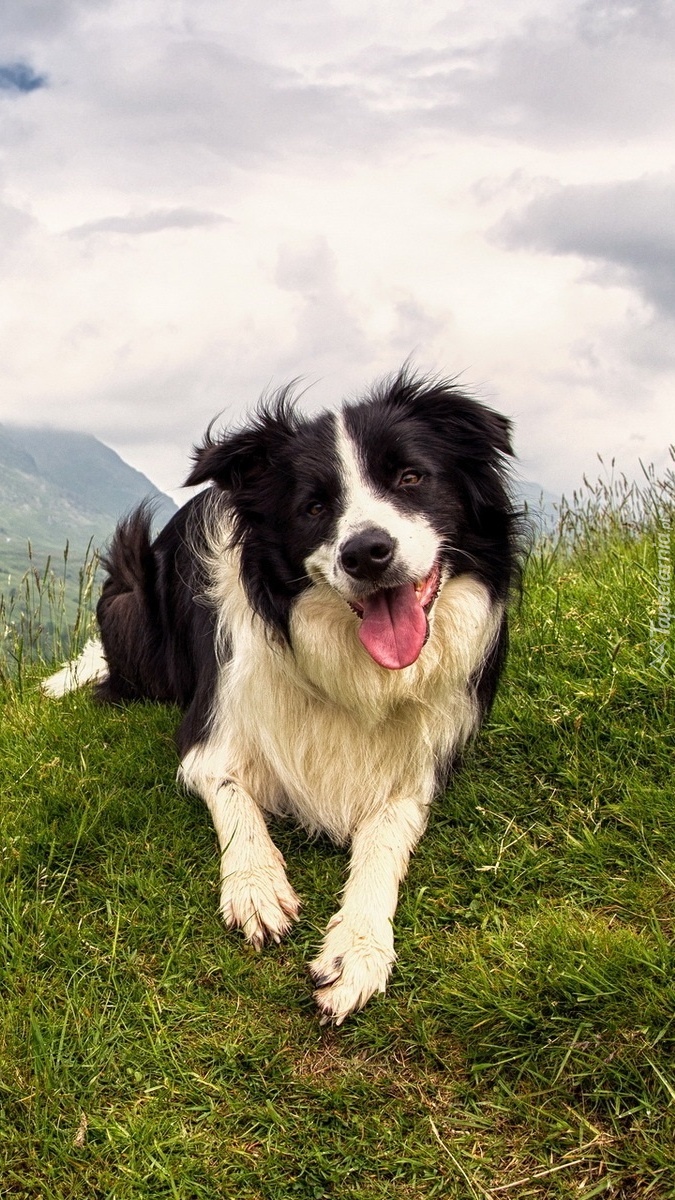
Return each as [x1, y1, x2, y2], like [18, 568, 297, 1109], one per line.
[382, 370, 514, 460]
[184, 391, 297, 491]
[475, 408, 513, 458]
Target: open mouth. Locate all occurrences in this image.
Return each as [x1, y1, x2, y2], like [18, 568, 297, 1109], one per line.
[347, 562, 442, 670]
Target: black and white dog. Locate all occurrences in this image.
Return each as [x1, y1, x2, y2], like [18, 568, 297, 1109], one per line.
[45, 370, 520, 1022]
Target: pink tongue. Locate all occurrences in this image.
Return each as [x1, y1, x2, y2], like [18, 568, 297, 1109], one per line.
[358, 583, 428, 669]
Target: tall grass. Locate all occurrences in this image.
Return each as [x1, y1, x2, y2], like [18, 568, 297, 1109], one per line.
[551, 449, 674, 548]
[0, 541, 99, 689]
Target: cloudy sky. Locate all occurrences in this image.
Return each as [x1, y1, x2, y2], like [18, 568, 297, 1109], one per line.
[1, 0, 673, 501]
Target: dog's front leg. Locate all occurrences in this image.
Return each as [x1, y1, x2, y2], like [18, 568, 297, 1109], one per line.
[309, 797, 428, 1024]
[211, 779, 301, 948]
[180, 752, 300, 948]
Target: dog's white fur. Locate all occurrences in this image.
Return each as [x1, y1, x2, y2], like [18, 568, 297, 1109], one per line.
[41, 638, 108, 698]
[305, 417, 439, 600]
[179, 514, 501, 1020]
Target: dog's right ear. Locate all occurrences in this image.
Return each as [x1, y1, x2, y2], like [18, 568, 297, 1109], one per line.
[184, 390, 297, 491]
[185, 427, 270, 490]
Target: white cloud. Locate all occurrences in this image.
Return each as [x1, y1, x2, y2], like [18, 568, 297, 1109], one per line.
[66, 207, 231, 237]
[0, 0, 673, 502]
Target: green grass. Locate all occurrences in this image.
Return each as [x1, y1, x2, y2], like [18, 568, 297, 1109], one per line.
[0, 541, 100, 678]
[1, 468, 674, 1198]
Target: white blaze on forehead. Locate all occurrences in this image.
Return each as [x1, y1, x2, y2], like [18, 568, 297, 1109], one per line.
[306, 414, 440, 591]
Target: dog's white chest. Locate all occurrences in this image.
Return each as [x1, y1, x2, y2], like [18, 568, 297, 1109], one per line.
[205, 571, 500, 843]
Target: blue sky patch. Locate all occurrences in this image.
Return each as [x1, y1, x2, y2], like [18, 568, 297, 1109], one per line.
[0, 63, 47, 93]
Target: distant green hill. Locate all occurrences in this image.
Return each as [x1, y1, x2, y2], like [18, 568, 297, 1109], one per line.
[0, 424, 178, 593]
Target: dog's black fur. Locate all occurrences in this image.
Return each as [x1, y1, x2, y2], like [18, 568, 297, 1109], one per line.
[96, 372, 519, 758]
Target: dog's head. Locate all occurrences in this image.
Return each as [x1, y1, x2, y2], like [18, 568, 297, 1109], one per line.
[186, 370, 517, 668]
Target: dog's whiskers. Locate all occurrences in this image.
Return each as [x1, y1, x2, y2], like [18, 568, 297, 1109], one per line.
[440, 541, 482, 570]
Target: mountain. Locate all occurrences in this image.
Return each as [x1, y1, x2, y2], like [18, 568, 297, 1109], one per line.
[514, 479, 560, 532]
[0, 425, 178, 587]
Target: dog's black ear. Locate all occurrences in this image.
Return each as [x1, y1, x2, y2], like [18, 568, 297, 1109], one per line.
[185, 427, 270, 489]
[184, 388, 298, 490]
[473, 408, 513, 458]
[381, 368, 514, 459]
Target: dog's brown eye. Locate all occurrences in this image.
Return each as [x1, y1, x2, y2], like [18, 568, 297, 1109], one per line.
[398, 470, 422, 487]
[306, 500, 325, 517]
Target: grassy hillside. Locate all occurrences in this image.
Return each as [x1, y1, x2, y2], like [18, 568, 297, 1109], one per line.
[0, 424, 176, 613]
[0, 466, 673, 1198]
[0, 424, 178, 655]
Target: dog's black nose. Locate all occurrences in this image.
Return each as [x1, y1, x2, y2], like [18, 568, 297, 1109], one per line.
[340, 527, 396, 581]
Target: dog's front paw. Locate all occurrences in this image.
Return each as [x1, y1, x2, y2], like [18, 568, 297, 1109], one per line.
[308, 912, 395, 1024]
[219, 859, 300, 949]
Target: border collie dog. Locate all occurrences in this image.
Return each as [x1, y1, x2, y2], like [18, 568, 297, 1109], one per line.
[45, 370, 519, 1023]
